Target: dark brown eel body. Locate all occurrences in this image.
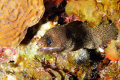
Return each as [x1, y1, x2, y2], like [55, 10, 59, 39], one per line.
[37, 21, 118, 54]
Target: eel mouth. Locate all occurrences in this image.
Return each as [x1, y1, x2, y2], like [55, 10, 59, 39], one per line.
[38, 47, 61, 51]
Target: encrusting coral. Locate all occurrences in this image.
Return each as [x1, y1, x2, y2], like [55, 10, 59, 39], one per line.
[65, 0, 120, 27]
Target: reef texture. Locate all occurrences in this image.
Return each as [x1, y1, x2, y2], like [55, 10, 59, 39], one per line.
[0, 0, 120, 80]
[0, 0, 45, 47]
[65, 0, 120, 27]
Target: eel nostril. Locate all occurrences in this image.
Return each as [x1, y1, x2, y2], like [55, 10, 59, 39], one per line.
[37, 43, 42, 47]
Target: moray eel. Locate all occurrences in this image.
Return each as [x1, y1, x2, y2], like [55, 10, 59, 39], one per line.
[37, 21, 118, 54]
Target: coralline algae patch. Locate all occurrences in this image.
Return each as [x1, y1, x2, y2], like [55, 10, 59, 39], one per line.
[100, 61, 120, 80]
[0, 47, 17, 61]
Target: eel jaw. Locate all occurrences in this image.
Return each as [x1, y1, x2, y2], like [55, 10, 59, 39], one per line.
[38, 47, 61, 52]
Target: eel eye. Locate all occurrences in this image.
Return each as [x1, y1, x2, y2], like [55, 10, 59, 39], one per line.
[47, 38, 52, 45]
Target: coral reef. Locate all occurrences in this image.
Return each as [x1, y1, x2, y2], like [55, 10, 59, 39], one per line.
[0, 0, 119, 80]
